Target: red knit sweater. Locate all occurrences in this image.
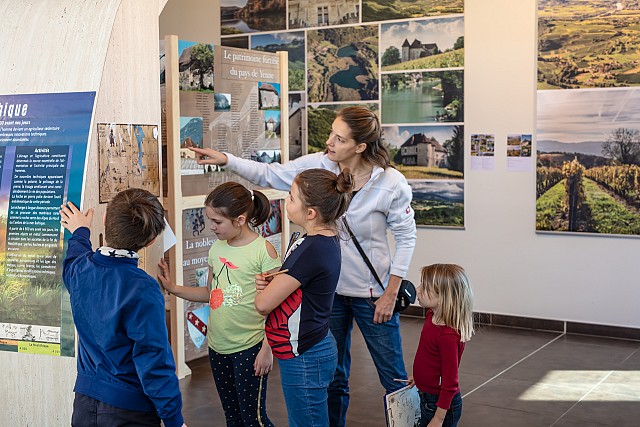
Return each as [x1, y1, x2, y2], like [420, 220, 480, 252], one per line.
[412, 309, 465, 410]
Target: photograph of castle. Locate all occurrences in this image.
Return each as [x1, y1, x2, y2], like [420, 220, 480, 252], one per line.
[381, 16, 464, 71]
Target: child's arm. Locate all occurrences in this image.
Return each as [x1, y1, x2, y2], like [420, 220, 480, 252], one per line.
[60, 202, 94, 287]
[157, 258, 209, 302]
[254, 273, 301, 316]
[427, 408, 448, 427]
[253, 336, 273, 377]
[432, 332, 462, 425]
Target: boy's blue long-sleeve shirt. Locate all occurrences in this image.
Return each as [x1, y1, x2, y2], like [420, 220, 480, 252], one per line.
[62, 227, 184, 427]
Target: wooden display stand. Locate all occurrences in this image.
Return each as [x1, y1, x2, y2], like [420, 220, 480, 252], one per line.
[162, 35, 289, 377]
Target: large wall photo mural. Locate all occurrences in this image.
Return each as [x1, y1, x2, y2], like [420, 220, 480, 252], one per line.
[222, 0, 465, 227]
[536, 0, 640, 236]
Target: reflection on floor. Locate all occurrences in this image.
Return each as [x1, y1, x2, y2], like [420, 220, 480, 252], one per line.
[180, 317, 640, 426]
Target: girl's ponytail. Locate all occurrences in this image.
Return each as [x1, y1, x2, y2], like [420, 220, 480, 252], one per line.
[334, 168, 354, 220]
[248, 189, 271, 227]
[294, 168, 354, 227]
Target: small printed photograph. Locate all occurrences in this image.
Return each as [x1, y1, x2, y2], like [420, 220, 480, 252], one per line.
[381, 70, 463, 123]
[185, 208, 208, 236]
[409, 180, 464, 228]
[363, 0, 463, 23]
[258, 82, 281, 110]
[180, 117, 203, 148]
[307, 103, 379, 153]
[178, 40, 214, 92]
[507, 134, 532, 157]
[214, 93, 231, 112]
[470, 134, 495, 156]
[220, 36, 249, 49]
[521, 134, 532, 156]
[251, 149, 282, 164]
[252, 32, 305, 91]
[289, 0, 359, 28]
[384, 125, 464, 179]
[221, 0, 286, 35]
[307, 26, 379, 103]
[381, 17, 464, 72]
[195, 267, 209, 287]
[288, 93, 307, 160]
[264, 110, 281, 139]
[256, 200, 283, 238]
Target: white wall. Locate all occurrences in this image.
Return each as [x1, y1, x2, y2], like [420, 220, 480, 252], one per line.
[160, 0, 220, 45]
[161, 0, 640, 329]
[406, 0, 640, 328]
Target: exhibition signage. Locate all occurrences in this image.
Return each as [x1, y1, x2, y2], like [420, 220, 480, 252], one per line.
[0, 92, 95, 357]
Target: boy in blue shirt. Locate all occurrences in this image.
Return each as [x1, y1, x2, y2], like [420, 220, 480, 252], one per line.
[60, 188, 185, 427]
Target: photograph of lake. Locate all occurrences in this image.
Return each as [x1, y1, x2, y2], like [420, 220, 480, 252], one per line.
[307, 26, 379, 103]
[381, 70, 463, 124]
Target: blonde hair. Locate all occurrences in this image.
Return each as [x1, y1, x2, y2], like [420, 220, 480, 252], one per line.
[421, 264, 474, 342]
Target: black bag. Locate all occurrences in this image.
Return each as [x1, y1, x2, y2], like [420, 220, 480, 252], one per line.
[344, 220, 416, 313]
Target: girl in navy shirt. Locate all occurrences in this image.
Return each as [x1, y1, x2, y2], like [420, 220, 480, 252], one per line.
[254, 168, 353, 427]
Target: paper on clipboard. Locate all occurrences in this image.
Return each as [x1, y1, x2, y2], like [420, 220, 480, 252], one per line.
[384, 384, 421, 427]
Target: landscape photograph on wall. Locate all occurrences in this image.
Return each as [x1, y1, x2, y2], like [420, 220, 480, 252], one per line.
[251, 32, 306, 91]
[383, 124, 463, 179]
[409, 180, 464, 227]
[536, 88, 640, 236]
[381, 70, 463, 124]
[363, 0, 463, 23]
[289, 0, 359, 28]
[381, 16, 464, 72]
[538, 0, 640, 90]
[221, 0, 286, 35]
[307, 25, 379, 103]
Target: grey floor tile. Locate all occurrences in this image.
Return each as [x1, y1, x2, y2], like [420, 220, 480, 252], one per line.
[459, 402, 559, 427]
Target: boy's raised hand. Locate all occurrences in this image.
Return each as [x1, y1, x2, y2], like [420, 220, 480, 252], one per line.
[59, 202, 93, 233]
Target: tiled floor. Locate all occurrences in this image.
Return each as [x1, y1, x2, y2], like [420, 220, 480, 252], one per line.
[179, 317, 640, 426]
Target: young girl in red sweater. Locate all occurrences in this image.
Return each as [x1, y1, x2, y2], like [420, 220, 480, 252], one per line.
[410, 264, 474, 427]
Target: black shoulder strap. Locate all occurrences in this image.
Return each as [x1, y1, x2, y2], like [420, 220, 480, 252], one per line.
[343, 219, 385, 292]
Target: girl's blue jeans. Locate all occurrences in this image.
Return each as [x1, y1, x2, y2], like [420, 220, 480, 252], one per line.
[278, 332, 338, 427]
[419, 391, 462, 427]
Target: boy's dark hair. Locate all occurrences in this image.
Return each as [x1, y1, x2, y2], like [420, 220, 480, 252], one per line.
[294, 168, 354, 226]
[205, 182, 271, 227]
[105, 188, 165, 251]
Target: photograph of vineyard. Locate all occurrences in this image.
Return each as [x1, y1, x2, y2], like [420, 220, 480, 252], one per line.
[538, 0, 640, 90]
[363, 0, 463, 23]
[536, 88, 640, 235]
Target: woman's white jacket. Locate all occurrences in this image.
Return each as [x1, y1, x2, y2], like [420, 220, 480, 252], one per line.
[225, 152, 417, 298]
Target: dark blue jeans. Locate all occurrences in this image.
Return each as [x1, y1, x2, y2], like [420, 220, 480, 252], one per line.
[278, 332, 338, 427]
[328, 294, 407, 427]
[419, 391, 462, 427]
[209, 342, 274, 427]
[71, 393, 160, 427]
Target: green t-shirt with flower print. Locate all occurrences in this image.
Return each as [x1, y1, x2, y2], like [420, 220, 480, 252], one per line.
[207, 235, 281, 354]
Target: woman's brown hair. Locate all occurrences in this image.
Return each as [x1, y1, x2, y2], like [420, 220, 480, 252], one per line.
[337, 106, 391, 169]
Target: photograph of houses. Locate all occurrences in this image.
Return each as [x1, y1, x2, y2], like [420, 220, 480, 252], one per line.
[536, 87, 640, 235]
[307, 25, 379, 102]
[221, 0, 286, 34]
[288, 93, 307, 159]
[252, 32, 306, 91]
[381, 70, 463, 123]
[384, 125, 463, 179]
[381, 16, 464, 71]
[178, 41, 214, 92]
[363, 0, 463, 23]
[288, 0, 359, 29]
[264, 110, 281, 139]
